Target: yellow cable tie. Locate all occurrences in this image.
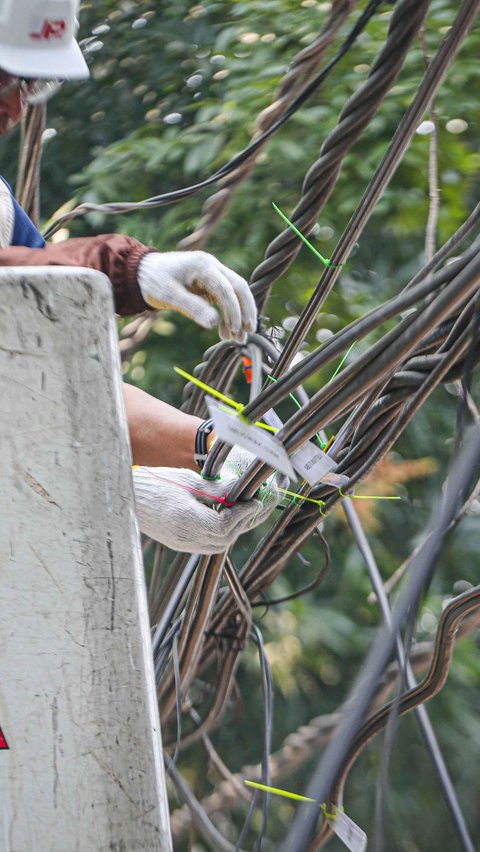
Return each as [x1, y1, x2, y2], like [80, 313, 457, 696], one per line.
[279, 487, 323, 507]
[323, 434, 335, 452]
[174, 366, 241, 411]
[272, 203, 343, 268]
[258, 421, 279, 434]
[244, 780, 316, 804]
[280, 484, 398, 514]
[279, 487, 327, 516]
[175, 366, 279, 433]
[320, 803, 338, 821]
[235, 402, 250, 425]
[351, 494, 401, 500]
[244, 781, 340, 821]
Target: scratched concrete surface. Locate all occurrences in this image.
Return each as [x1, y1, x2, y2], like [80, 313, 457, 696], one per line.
[0, 269, 172, 851]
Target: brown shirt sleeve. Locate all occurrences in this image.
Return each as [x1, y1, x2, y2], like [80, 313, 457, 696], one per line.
[0, 234, 157, 316]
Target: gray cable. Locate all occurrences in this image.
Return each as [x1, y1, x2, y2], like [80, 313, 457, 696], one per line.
[343, 497, 475, 852]
[280, 427, 480, 851]
[271, 0, 480, 375]
[251, 0, 431, 309]
[152, 554, 200, 658]
[165, 752, 243, 852]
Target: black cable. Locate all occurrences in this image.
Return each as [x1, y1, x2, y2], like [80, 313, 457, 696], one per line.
[454, 294, 480, 455]
[280, 427, 480, 851]
[251, 530, 330, 606]
[44, 0, 389, 236]
[165, 752, 240, 852]
[167, 631, 183, 770]
[153, 618, 182, 682]
[236, 625, 274, 851]
[253, 624, 274, 852]
[152, 553, 200, 662]
[343, 497, 475, 852]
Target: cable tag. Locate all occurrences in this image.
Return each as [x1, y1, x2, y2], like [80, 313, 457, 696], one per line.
[243, 781, 367, 852]
[263, 408, 284, 430]
[327, 806, 367, 852]
[290, 441, 337, 486]
[206, 400, 296, 479]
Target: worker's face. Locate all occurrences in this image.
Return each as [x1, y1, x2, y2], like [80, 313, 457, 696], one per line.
[0, 71, 28, 135]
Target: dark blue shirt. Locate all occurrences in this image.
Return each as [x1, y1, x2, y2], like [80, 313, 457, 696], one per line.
[1, 177, 45, 248]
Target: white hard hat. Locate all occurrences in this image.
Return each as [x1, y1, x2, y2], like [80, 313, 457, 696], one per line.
[0, 0, 89, 79]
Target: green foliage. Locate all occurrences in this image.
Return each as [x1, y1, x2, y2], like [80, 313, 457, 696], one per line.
[2, 0, 479, 847]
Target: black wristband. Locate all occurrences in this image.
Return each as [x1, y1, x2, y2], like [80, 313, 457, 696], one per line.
[194, 418, 215, 470]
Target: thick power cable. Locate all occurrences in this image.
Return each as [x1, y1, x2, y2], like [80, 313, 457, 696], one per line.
[43, 0, 387, 238]
[251, 0, 431, 311]
[147, 2, 480, 767]
[271, 0, 480, 376]
[179, 0, 359, 252]
[313, 581, 480, 849]
[205, 246, 480, 496]
[343, 497, 475, 852]
[203, 296, 479, 662]
[280, 428, 480, 851]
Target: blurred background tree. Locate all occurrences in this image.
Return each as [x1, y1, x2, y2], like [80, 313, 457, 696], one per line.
[2, 1, 479, 848]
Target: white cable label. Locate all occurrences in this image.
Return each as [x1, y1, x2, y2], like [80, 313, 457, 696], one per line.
[263, 408, 284, 430]
[290, 441, 337, 486]
[207, 401, 296, 479]
[328, 808, 367, 852]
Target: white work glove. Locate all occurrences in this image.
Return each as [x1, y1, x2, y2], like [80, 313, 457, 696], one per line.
[138, 251, 257, 343]
[132, 447, 281, 554]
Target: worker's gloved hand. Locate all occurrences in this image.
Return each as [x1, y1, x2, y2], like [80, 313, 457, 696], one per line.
[138, 251, 257, 343]
[132, 447, 281, 554]
[218, 444, 285, 527]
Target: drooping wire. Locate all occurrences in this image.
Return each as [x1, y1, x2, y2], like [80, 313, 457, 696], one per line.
[235, 624, 274, 851]
[167, 631, 183, 770]
[152, 553, 201, 668]
[307, 584, 480, 851]
[164, 751, 241, 852]
[280, 428, 480, 851]
[154, 618, 182, 683]
[454, 294, 480, 455]
[251, 529, 330, 607]
[44, 0, 390, 236]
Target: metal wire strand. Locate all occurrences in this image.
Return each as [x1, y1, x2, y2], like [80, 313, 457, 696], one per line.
[42, 0, 385, 239]
[281, 429, 480, 851]
[251, 0, 431, 312]
[271, 0, 480, 375]
[179, 0, 359, 252]
[313, 583, 480, 849]
[343, 497, 475, 852]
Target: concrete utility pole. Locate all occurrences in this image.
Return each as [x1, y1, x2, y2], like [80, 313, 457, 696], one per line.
[0, 268, 172, 851]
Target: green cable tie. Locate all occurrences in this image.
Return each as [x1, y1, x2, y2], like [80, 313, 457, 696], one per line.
[272, 202, 344, 268]
[267, 374, 323, 447]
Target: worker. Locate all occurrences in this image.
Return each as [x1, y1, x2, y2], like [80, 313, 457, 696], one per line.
[0, 0, 281, 553]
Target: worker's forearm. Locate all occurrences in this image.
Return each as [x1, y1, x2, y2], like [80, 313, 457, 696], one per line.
[123, 383, 203, 470]
[0, 235, 154, 315]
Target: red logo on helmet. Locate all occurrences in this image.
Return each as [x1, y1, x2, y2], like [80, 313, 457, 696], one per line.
[30, 19, 66, 41]
[0, 725, 8, 750]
